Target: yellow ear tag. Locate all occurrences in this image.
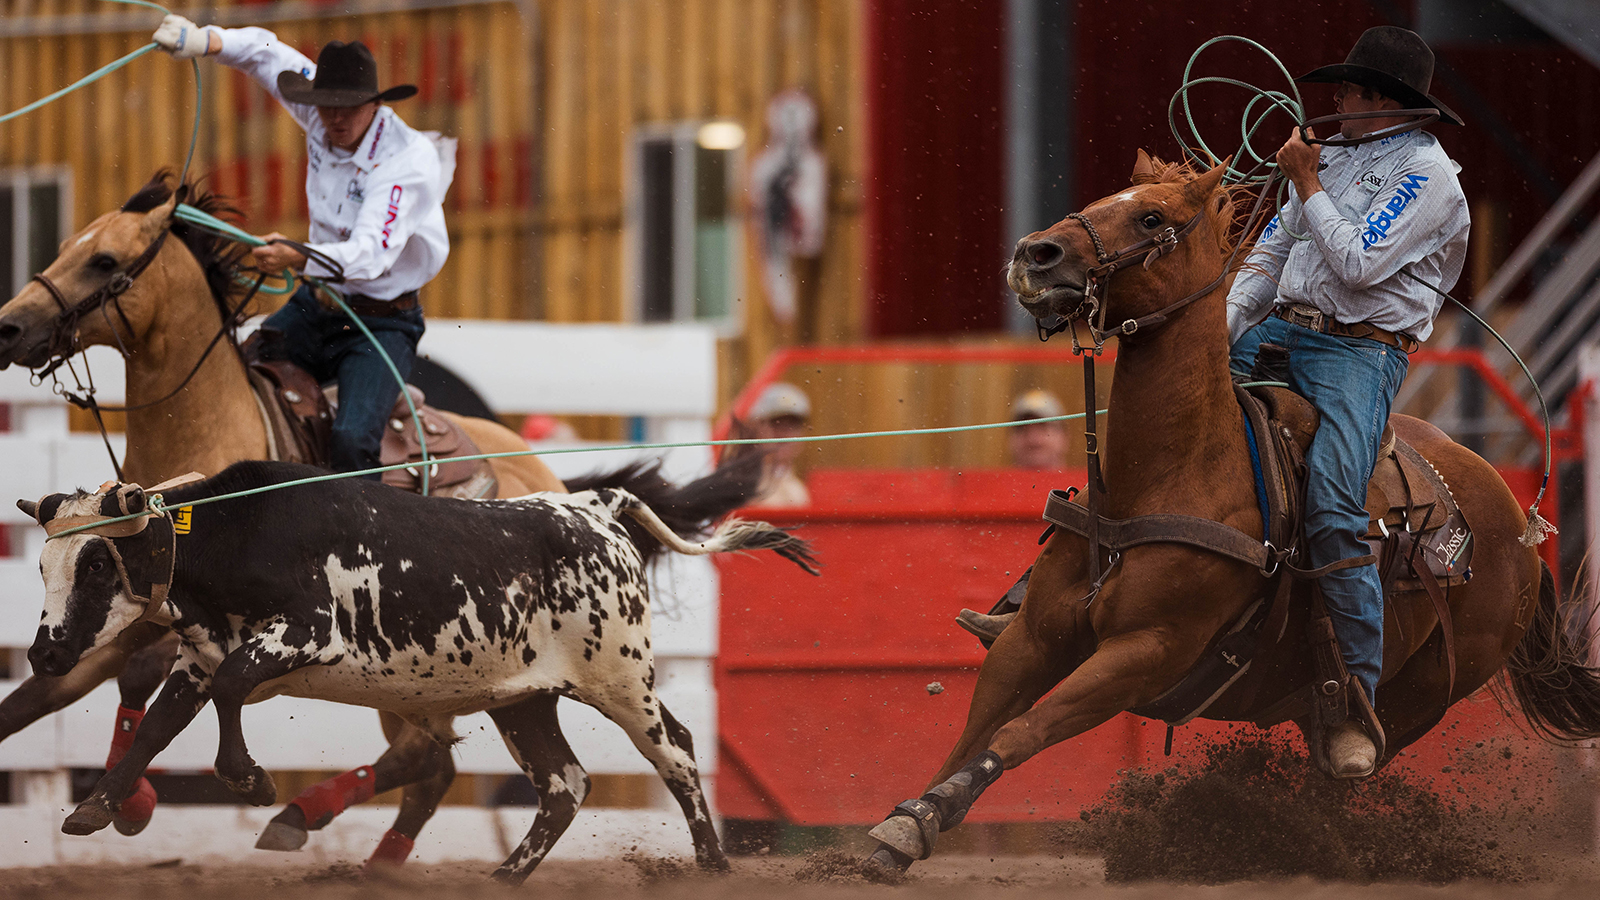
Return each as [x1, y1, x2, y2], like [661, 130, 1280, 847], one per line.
[173, 507, 193, 535]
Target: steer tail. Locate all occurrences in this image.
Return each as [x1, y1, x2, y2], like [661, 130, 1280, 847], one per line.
[1504, 560, 1600, 742]
[616, 496, 820, 576]
[565, 456, 765, 562]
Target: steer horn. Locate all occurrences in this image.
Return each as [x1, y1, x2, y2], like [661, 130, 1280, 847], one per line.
[16, 498, 38, 522]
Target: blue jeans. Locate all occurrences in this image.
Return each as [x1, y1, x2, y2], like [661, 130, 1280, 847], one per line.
[1230, 316, 1410, 703]
[259, 285, 426, 476]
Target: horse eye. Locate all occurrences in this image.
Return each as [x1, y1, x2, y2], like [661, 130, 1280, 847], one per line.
[88, 253, 118, 273]
[1141, 214, 1162, 229]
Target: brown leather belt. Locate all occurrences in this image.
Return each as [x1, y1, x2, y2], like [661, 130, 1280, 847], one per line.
[343, 290, 421, 317]
[1272, 303, 1418, 353]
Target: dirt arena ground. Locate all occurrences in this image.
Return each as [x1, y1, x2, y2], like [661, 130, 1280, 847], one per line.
[5, 734, 1597, 899]
[1, 852, 1598, 900]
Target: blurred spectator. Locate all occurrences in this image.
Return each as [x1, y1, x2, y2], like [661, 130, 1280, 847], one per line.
[1008, 389, 1068, 470]
[521, 414, 579, 443]
[741, 382, 812, 508]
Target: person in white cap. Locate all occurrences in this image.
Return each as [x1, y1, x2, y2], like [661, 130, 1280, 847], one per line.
[744, 382, 812, 508]
[150, 15, 453, 477]
[1007, 389, 1069, 470]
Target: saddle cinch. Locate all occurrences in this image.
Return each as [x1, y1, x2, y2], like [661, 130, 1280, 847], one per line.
[240, 334, 498, 499]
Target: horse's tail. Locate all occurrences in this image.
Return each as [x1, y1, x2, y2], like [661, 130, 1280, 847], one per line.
[563, 455, 769, 561]
[1504, 559, 1600, 741]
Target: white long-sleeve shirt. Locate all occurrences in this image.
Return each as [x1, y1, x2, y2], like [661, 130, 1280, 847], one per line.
[214, 27, 454, 301]
[1226, 130, 1469, 345]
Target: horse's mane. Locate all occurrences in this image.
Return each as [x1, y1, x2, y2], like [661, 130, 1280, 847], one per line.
[1130, 153, 1266, 272]
[123, 170, 252, 334]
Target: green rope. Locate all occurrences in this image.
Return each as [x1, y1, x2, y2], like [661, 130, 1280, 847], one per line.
[44, 408, 1112, 540]
[0, 44, 161, 126]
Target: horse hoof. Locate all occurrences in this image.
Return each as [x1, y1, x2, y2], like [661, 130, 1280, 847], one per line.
[861, 846, 913, 883]
[63, 799, 115, 835]
[867, 815, 931, 861]
[255, 821, 308, 852]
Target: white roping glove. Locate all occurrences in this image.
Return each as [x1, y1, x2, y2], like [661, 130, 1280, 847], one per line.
[152, 14, 212, 59]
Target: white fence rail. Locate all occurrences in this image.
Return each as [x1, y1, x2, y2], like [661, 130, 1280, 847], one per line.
[0, 320, 723, 866]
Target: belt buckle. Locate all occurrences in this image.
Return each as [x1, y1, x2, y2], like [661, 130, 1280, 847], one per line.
[1285, 305, 1324, 332]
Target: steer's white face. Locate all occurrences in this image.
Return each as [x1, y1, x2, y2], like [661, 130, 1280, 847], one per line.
[28, 493, 144, 676]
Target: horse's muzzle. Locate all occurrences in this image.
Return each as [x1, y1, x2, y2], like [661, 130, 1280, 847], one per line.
[1016, 284, 1083, 320]
[0, 318, 54, 370]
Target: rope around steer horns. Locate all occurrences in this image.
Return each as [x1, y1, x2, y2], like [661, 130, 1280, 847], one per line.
[35, 473, 203, 625]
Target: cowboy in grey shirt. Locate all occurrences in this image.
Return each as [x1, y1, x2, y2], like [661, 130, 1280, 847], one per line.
[1227, 26, 1468, 780]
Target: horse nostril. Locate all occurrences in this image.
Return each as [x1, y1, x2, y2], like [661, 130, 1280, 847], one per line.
[1027, 241, 1064, 269]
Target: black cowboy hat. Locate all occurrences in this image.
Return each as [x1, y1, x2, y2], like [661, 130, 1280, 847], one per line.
[1297, 26, 1463, 126]
[276, 40, 417, 108]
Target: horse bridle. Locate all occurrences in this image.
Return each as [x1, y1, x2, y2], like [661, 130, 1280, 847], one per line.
[1049, 207, 1221, 347]
[30, 226, 171, 368]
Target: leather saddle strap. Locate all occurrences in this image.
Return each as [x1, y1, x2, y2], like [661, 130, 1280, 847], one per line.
[1391, 438, 1460, 697]
[1414, 562, 1457, 698]
[1043, 490, 1273, 570]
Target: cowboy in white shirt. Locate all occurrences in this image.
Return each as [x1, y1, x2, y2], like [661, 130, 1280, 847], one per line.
[153, 15, 455, 475]
[1228, 26, 1468, 780]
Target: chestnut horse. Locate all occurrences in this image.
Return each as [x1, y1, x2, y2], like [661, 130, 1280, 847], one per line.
[0, 174, 713, 863]
[863, 153, 1600, 875]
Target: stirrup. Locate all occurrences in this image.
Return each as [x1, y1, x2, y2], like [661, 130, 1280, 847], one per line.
[956, 609, 1016, 643]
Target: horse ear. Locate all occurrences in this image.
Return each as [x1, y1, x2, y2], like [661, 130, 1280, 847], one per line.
[1187, 156, 1232, 203]
[139, 190, 181, 238]
[1131, 149, 1157, 184]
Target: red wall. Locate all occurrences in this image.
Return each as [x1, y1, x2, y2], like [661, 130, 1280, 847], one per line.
[865, 0, 1006, 337]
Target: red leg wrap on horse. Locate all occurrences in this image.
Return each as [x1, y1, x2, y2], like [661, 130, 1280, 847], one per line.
[106, 705, 157, 823]
[118, 774, 159, 823]
[366, 829, 415, 869]
[289, 766, 377, 829]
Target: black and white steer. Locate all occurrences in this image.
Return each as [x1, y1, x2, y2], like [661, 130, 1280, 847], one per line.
[20, 461, 816, 882]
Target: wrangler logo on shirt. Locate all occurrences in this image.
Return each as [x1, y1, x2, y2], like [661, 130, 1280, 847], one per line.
[1361, 173, 1429, 249]
[381, 185, 403, 248]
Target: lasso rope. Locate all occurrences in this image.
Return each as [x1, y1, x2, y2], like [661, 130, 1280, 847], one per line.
[42, 405, 1119, 540]
[1173, 36, 1556, 545]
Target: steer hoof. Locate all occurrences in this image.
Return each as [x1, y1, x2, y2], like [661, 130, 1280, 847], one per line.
[255, 821, 309, 852]
[63, 797, 116, 835]
[220, 765, 278, 807]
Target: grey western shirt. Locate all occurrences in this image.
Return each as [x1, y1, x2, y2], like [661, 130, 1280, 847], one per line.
[1226, 129, 1470, 346]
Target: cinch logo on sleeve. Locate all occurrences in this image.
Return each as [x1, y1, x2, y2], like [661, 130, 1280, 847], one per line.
[1261, 214, 1280, 241]
[1361, 173, 1429, 249]
[380, 185, 403, 248]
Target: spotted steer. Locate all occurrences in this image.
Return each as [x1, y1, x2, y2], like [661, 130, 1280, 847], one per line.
[19, 460, 817, 883]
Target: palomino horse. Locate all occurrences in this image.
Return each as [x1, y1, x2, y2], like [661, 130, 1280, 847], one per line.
[863, 153, 1600, 874]
[0, 173, 739, 862]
